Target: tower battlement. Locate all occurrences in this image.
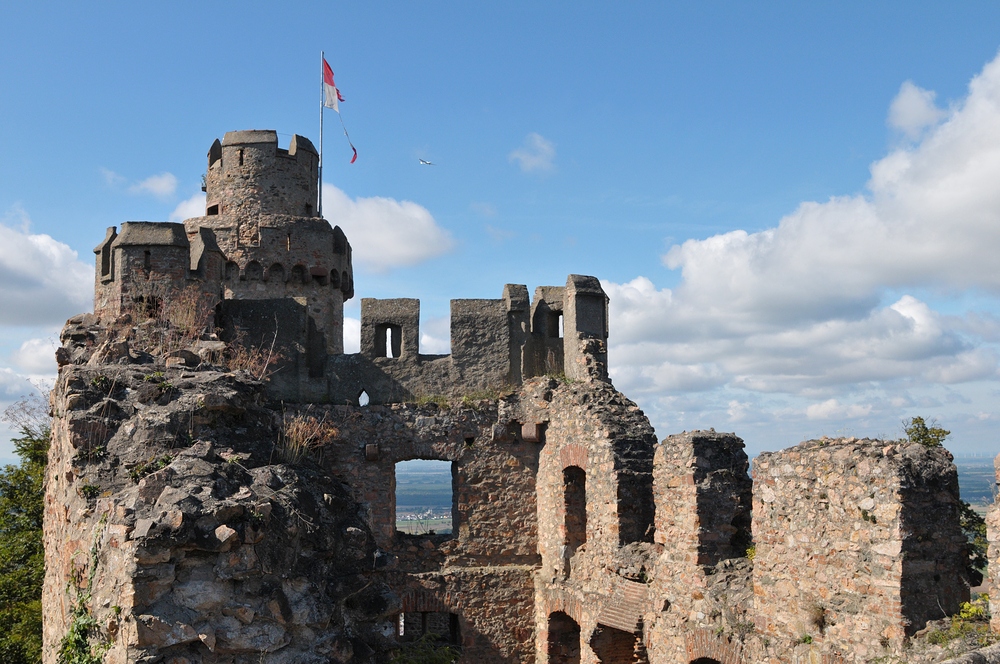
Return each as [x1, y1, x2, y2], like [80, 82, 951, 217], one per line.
[204, 130, 319, 218]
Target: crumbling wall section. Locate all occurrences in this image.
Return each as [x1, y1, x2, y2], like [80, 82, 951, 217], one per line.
[43, 363, 397, 664]
[653, 430, 752, 568]
[641, 432, 753, 664]
[752, 438, 967, 663]
[525, 377, 658, 664]
[988, 454, 1000, 634]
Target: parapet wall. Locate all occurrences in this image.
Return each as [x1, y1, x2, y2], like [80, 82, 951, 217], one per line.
[316, 275, 610, 406]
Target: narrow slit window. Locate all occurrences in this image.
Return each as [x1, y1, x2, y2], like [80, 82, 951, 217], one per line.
[375, 324, 402, 358]
[564, 466, 587, 555]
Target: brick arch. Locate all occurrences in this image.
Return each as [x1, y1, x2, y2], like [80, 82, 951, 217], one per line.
[560, 444, 588, 472]
[684, 628, 742, 664]
[399, 587, 455, 614]
[543, 592, 584, 626]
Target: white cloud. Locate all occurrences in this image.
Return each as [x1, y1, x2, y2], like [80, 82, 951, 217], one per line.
[602, 52, 1000, 450]
[509, 132, 556, 173]
[343, 317, 361, 354]
[888, 81, 946, 139]
[0, 211, 92, 326]
[660, 53, 1000, 317]
[10, 336, 58, 375]
[485, 224, 515, 243]
[129, 172, 178, 199]
[419, 316, 451, 355]
[170, 192, 206, 221]
[806, 399, 873, 420]
[0, 367, 36, 401]
[321, 183, 454, 273]
[100, 168, 126, 187]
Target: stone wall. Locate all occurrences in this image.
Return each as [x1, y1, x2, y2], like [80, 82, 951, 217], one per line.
[46, 310, 986, 664]
[752, 438, 968, 662]
[988, 454, 1000, 634]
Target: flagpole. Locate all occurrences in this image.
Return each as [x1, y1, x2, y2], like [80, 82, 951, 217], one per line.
[318, 50, 325, 218]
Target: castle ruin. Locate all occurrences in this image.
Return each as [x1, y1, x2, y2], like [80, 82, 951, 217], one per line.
[44, 130, 999, 664]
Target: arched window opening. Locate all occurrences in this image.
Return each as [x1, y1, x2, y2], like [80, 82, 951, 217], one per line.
[590, 624, 640, 664]
[290, 264, 309, 284]
[310, 266, 329, 285]
[225, 261, 239, 281]
[266, 263, 284, 283]
[564, 466, 587, 554]
[691, 659, 723, 664]
[245, 261, 263, 281]
[548, 612, 581, 664]
[100, 244, 113, 279]
[395, 459, 453, 536]
[329, 270, 341, 288]
[358, 390, 370, 407]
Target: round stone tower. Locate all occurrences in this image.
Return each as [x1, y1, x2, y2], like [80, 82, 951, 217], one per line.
[204, 129, 318, 218]
[184, 130, 353, 355]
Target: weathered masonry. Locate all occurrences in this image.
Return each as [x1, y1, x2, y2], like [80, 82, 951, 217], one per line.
[45, 129, 996, 664]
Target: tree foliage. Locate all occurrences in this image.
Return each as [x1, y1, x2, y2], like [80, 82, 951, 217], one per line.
[0, 394, 49, 664]
[960, 499, 988, 587]
[904, 416, 951, 447]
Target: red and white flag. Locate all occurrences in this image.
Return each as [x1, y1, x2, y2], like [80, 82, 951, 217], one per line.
[323, 58, 345, 112]
[322, 56, 357, 163]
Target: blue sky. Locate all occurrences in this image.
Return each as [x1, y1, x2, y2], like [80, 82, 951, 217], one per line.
[3, 2, 1000, 461]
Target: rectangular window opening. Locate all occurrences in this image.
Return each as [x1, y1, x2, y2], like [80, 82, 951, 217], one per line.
[399, 610, 460, 645]
[395, 459, 454, 537]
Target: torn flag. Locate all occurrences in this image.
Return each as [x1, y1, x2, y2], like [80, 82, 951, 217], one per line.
[323, 58, 345, 112]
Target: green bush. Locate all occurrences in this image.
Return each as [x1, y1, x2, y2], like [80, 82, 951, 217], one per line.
[903, 416, 950, 447]
[0, 394, 50, 664]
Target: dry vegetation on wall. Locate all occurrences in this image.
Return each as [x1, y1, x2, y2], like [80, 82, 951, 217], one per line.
[115, 281, 214, 357]
[277, 410, 340, 465]
[222, 324, 282, 380]
[103, 281, 283, 378]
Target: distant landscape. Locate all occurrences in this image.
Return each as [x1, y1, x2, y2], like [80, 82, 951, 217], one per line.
[395, 460, 452, 535]
[956, 456, 996, 513]
[394, 456, 997, 532]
